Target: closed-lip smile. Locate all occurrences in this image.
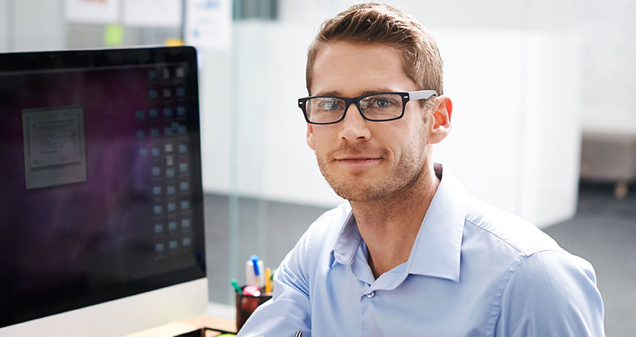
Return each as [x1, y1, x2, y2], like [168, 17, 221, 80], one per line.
[335, 156, 382, 165]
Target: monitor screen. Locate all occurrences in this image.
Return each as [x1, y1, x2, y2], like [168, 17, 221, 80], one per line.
[0, 46, 206, 331]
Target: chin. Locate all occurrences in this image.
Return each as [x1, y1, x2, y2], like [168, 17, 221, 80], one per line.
[325, 165, 425, 203]
[328, 179, 388, 202]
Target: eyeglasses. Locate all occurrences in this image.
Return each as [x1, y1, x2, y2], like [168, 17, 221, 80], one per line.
[298, 90, 438, 125]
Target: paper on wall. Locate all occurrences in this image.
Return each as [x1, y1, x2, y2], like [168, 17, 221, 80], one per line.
[123, 0, 182, 27]
[65, 0, 120, 24]
[185, 0, 231, 51]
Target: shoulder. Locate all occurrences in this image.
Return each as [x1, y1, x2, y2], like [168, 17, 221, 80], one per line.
[463, 194, 561, 256]
[460, 198, 605, 336]
[301, 202, 351, 250]
[274, 203, 351, 295]
[493, 250, 604, 336]
[508, 250, 598, 289]
[283, 202, 351, 270]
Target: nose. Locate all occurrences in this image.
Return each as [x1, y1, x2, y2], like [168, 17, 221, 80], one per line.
[338, 103, 371, 142]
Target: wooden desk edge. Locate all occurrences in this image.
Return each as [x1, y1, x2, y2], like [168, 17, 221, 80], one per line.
[125, 314, 236, 337]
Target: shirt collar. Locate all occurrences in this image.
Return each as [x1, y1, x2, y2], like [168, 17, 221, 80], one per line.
[407, 164, 467, 282]
[330, 164, 468, 283]
[331, 211, 360, 266]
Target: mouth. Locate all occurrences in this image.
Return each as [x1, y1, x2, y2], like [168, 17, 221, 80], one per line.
[334, 156, 383, 166]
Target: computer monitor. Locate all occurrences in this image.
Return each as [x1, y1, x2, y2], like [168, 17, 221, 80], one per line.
[0, 46, 207, 337]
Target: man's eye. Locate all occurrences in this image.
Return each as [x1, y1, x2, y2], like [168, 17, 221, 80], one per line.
[317, 99, 342, 111]
[371, 97, 394, 108]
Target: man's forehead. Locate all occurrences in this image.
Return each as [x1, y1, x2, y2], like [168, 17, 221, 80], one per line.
[310, 41, 416, 96]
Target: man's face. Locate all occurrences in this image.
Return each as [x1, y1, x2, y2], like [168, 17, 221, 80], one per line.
[307, 41, 434, 202]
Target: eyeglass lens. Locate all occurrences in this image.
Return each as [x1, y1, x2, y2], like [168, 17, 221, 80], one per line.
[306, 93, 404, 123]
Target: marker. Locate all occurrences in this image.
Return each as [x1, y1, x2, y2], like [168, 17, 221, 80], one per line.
[230, 278, 243, 294]
[264, 267, 272, 293]
[270, 268, 276, 292]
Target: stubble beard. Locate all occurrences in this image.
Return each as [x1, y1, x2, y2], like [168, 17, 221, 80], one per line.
[315, 135, 428, 203]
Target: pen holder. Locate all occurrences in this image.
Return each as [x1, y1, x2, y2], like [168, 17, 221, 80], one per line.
[236, 287, 272, 332]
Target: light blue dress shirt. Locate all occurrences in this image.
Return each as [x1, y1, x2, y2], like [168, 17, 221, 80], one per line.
[238, 165, 605, 337]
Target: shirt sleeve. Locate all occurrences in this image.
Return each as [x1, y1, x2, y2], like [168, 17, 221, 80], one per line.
[237, 225, 315, 337]
[494, 250, 605, 337]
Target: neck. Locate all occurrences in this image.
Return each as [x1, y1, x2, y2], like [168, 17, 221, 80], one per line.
[350, 163, 440, 279]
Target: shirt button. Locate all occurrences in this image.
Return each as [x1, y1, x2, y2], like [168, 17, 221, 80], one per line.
[366, 291, 375, 298]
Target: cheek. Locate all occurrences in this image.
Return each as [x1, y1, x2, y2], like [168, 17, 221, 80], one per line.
[390, 116, 424, 141]
[376, 129, 408, 160]
[405, 113, 430, 142]
[388, 121, 428, 158]
[310, 128, 336, 153]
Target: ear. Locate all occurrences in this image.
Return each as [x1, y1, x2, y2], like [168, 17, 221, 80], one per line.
[428, 96, 453, 145]
[306, 123, 315, 150]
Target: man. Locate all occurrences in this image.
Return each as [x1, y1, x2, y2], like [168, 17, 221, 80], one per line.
[238, 3, 605, 336]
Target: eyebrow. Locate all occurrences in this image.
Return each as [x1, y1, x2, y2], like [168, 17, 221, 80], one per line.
[313, 88, 402, 97]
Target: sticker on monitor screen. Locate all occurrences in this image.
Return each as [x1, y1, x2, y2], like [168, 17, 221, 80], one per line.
[22, 105, 87, 190]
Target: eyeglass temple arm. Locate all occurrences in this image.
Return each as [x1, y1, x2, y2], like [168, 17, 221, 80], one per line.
[408, 90, 438, 101]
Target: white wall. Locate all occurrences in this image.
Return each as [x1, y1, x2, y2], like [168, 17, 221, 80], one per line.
[0, 0, 8, 52]
[575, 1, 636, 134]
[0, 0, 66, 52]
[199, 49, 233, 194]
[18, 0, 65, 51]
[435, 31, 584, 227]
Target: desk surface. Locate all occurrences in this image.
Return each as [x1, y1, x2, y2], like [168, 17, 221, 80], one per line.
[125, 315, 236, 337]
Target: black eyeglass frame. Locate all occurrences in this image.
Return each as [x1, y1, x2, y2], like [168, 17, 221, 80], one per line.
[298, 90, 438, 125]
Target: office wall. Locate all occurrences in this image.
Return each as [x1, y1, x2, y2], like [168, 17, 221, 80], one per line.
[575, 1, 636, 134]
[0, 0, 65, 53]
[17, 0, 65, 51]
[0, 0, 7, 51]
[435, 31, 584, 228]
[199, 50, 233, 197]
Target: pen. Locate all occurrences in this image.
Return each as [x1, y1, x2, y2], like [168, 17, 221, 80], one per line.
[270, 268, 276, 292]
[252, 256, 261, 288]
[230, 278, 243, 294]
[294, 331, 302, 337]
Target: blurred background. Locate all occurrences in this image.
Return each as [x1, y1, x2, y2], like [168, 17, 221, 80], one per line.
[1, 0, 634, 335]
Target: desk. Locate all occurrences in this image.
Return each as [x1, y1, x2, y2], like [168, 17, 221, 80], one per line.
[125, 315, 236, 337]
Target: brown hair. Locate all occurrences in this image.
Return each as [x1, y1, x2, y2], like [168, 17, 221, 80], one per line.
[306, 3, 443, 96]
